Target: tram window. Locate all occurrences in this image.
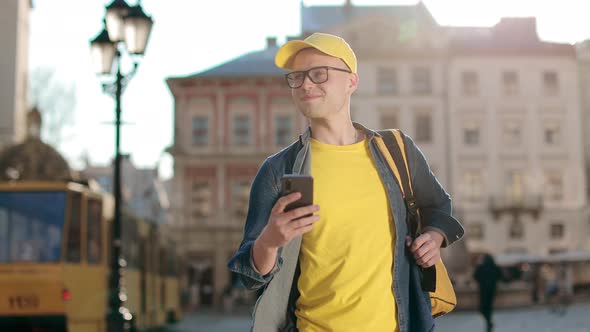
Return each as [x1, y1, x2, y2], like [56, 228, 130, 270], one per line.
[66, 192, 82, 262]
[0, 191, 66, 263]
[87, 199, 103, 264]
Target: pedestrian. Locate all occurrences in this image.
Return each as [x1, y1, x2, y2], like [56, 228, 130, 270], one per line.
[544, 263, 568, 315]
[473, 253, 503, 332]
[227, 32, 464, 332]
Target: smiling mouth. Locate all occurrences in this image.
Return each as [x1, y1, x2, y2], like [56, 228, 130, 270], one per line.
[302, 95, 321, 101]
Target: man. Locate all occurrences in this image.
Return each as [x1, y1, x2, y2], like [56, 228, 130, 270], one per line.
[227, 32, 463, 332]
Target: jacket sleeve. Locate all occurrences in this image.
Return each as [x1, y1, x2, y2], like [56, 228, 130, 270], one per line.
[226, 158, 282, 290]
[403, 134, 464, 247]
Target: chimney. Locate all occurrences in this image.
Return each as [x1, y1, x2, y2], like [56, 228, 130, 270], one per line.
[494, 17, 539, 42]
[266, 36, 277, 48]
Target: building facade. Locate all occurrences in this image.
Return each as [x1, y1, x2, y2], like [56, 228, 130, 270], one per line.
[0, 0, 31, 147]
[167, 2, 590, 307]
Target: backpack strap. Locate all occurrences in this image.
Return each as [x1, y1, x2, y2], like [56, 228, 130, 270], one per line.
[375, 129, 419, 236]
[376, 128, 437, 292]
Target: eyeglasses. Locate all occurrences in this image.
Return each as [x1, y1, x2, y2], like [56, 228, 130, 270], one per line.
[285, 66, 352, 89]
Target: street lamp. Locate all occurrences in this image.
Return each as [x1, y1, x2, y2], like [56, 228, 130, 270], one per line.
[89, 1, 153, 331]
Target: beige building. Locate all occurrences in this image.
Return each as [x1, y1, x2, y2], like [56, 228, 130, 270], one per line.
[448, 18, 588, 259]
[0, 0, 31, 147]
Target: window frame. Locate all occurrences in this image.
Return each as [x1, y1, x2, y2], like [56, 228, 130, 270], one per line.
[191, 115, 209, 147]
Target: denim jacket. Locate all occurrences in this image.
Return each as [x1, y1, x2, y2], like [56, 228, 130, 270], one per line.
[227, 123, 464, 332]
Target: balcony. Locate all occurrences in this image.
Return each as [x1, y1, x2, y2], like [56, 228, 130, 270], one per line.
[489, 194, 543, 220]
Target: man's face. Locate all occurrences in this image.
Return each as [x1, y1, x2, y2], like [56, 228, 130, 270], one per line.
[289, 48, 357, 120]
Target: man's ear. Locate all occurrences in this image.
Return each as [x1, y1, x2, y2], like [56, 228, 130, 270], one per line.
[349, 73, 359, 92]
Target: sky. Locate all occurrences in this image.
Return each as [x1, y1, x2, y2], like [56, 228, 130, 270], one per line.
[28, 0, 590, 180]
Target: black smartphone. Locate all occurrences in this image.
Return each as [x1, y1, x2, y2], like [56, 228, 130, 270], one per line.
[280, 174, 314, 214]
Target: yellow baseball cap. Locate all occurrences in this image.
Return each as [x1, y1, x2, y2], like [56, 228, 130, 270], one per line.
[275, 32, 357, 73]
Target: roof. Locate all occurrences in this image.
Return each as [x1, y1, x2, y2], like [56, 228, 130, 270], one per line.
[448, 17, 574, 55]
[301, 2, 437, 33]
[167, 45, 286, 81]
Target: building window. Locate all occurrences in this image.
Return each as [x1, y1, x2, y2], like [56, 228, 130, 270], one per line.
[550, 223, 564, 239]
[379, 107, 399, 129]
[543, 120, 561, 145]
[505, 170, 524, 203]
[543, 71, 559, 95]
[232, 181, 251, 219]
[463, 121, 480, 146]
[502, 119, 522, 145]
[412, 67, 432, 95]
[275, 115, 293, 147]
[463, 171, 483, 202]
[191, 181, 211, 222]
[468, 223, 484, 240]
[502, 71, 519, 95]
[544, 171, 563, 201]
[415, 111, 432, 143]
[377, 68, 398, 95]
[233, 115, 251, 146]
[461, 71, 479, 96]
[192, 116, 209, 146]
[509, 220, 524, 239]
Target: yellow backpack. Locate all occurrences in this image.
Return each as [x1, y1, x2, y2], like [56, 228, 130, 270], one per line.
[375, 129, 457, 318]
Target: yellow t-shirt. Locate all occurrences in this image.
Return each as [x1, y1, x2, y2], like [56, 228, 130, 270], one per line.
[296, 137, 398, 332]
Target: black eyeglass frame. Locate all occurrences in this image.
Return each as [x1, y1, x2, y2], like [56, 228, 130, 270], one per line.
[285, 66, 352, 89]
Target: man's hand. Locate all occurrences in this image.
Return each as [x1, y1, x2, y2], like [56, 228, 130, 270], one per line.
[406, 230, 444, 268]
[253, 192, 320, 275]
[258, 192, 320, 249]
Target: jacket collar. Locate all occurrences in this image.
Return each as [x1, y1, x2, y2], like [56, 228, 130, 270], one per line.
[298, 121, 380, 145]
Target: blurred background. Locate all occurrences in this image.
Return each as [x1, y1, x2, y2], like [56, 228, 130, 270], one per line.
[1, 0, 590, 331]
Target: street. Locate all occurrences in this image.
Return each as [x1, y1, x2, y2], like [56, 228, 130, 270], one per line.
[161, 302, 590, 332]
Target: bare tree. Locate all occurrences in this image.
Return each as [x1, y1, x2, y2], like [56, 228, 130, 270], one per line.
[28, 67, 77, 147]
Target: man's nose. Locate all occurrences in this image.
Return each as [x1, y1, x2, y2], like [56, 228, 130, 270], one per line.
[300, 73, 315, 89]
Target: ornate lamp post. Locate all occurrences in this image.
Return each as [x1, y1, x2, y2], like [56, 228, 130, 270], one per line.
[89, 1, 153, 331]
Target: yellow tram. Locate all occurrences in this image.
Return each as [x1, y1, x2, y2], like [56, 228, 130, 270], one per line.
[0, 181, 181, 332]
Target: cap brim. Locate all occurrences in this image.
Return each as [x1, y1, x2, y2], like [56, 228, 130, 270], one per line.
[275, 40, 330, 70]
